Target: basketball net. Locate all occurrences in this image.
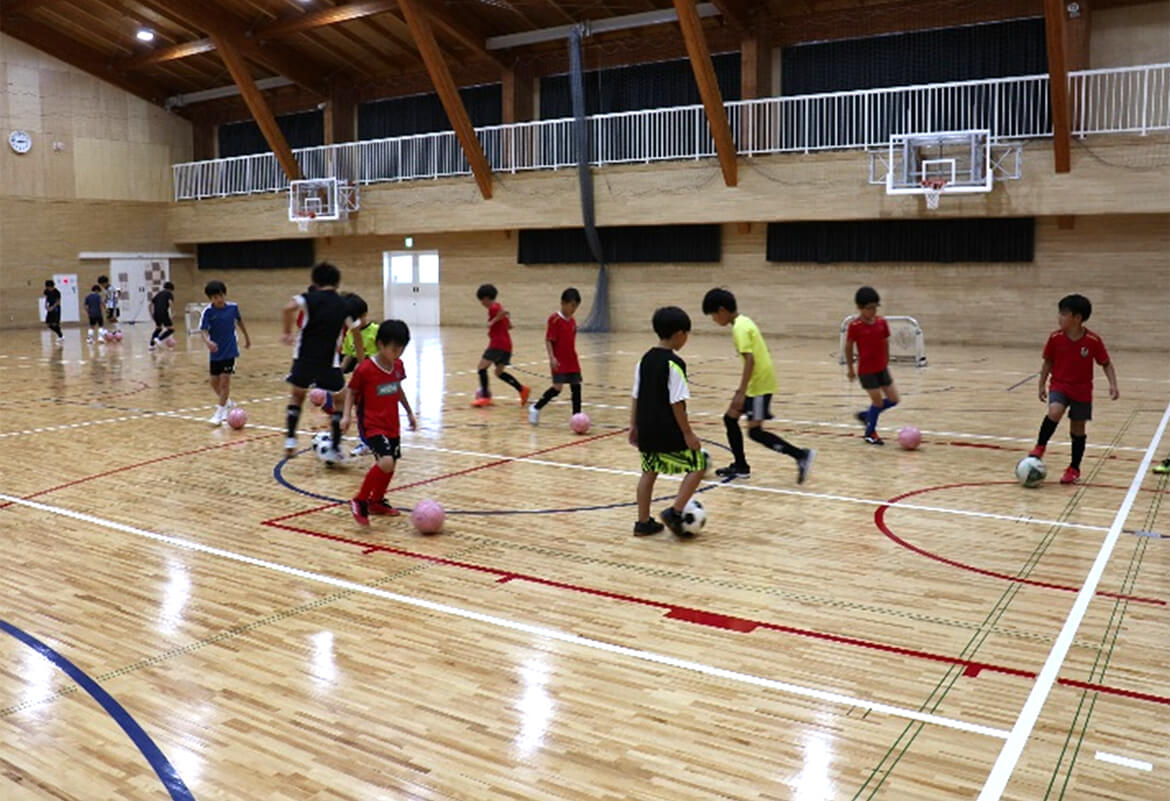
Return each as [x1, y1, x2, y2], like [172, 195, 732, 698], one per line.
[922, 179, 946, 210]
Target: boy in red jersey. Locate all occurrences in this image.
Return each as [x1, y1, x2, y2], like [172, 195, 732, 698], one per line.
[472, 284, 530, 408]
[341, 319, 418, 525]
[844, 286, 900, 445]
[1028, 294, 1119, 485]
[529, 287, 583, 425]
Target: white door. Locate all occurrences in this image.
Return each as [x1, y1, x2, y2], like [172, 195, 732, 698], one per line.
[39, 273, 80, 323]
[383, 251, 440, 328]
[109, 258, 169, 324]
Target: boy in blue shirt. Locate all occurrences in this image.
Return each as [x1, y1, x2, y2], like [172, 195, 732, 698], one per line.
[199, 280, 251, 425]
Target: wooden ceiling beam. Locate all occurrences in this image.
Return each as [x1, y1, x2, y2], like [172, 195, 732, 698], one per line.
[397, 0, 493, 199]
[122, 37, 215, 69]
[256, 0, 396, 41]
[0, 16, 169, 106]
[208, 31, 301, 180]
[1043, 0, 1072, 173]
[0, 0, 49, 18]
[672, 0, 736, 187]
[423, 3, 507, 70]
[709, 0, 753, 32]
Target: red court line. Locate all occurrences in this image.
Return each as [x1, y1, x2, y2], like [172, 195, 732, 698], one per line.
[266, 427, 629, 525]
[874, 482, 1166, 606]
[0, 433, 280, 510]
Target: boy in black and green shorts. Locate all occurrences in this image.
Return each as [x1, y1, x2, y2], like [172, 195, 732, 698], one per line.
[629, 306, 707, 537]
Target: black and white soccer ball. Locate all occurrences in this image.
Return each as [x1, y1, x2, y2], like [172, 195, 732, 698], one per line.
[311, 431, 337, 463]
[681, 498, 707, 534]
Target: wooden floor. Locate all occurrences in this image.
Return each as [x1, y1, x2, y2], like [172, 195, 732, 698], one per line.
[1, 321, 1167, 801]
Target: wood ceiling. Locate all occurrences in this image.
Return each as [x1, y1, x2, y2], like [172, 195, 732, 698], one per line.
[0, 0, 1146, 123]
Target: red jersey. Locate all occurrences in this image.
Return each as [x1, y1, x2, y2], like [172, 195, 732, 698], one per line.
[487, 301, 512, 352]
[349, 356, 406, 438]
[545, 312, 580, 374]
[847, 316, 890, 374]
[1043, 328, 1110, 403]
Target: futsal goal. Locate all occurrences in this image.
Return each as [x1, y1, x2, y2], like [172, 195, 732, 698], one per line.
[838, 314, 927, 367]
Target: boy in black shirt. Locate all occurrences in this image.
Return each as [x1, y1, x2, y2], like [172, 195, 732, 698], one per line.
[43, 279, 63, 345]
[629, 307, 707, 537]
[149, 281, 175, 349]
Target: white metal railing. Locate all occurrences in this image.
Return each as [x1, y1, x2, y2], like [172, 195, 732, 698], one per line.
[173, 63, 1170, 201]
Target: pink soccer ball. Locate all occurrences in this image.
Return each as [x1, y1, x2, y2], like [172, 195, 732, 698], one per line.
[308, 388, 328, 407]
[103, 331, 116, 343]
[570, 412, 591, 434]
[897, 425, 922, 450]
[112, 331, 124, 342]
[226, 408, 247, 430]
[164, 337, 176, 348]
[410, 499, 445, 535]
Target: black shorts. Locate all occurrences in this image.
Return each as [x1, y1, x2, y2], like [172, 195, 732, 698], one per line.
[1049, 390, 1092, 421]
[859, 369, 893, 390]
[106, 308, 119, 321]
[552, 372, 582, 385]
[366, 435, 401, 461]
[482, 348, 512, 366]
[45, 310, 60, 325]
[210, 358, 236, 376]
[743, 393, 774, 422]
[287, 360, 345, 392]
[88, 314, 103, 326]
[153, 314, 173, 328]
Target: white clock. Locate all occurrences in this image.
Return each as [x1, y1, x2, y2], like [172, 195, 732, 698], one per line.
[9, 130, 32, 154]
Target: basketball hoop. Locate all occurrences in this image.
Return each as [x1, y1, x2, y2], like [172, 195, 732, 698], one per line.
[921, 178, 947, 210]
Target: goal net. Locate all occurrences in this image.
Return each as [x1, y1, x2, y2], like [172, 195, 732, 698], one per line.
[838, 314, 927, 367]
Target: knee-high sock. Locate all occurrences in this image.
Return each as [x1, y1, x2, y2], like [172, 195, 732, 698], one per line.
[150, 327, 162, 343]
[161, 328, 174, 341]
[357, 464, 394, 500]
[322, 392, 334, 414]
[330, 411, 343, 451]
[865, 405, 881, 435]
[534, 387, 560, 409]
[286, 404, 301, 438]
[498, 371, 523, 392]
[1070, 434, 1087, 470]
[1037, 416, 1058, 447]
[477, 368, 490, 395]
[882, 398, 897, 411]
[570, 383, 582, 414]
[48, 322, 63, 337]
[724, 415, 747, 466]
[749, 426, 804, 459]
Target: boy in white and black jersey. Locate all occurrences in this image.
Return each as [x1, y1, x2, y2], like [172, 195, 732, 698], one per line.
[281, 262, 364, 460]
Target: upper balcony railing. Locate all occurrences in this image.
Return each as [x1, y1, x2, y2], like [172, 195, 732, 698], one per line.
[173, 63, 1170, 201]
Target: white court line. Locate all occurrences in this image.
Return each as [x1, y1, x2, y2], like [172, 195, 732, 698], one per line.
[977, 400, 1170, 800]
[1094, 751, 1154, 772]
[0, 491, 1009, 740]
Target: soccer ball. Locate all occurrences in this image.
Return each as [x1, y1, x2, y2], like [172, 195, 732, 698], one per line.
[1015, 456, 1047, 488]
[680, 498, 707, 535]
[311, 431, 339, 463]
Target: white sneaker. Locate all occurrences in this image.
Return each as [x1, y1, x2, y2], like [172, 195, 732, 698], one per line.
[225, 399, 237, 410]
[284, 437, 298, 456]
[350, 442, 370, 457]
[54, 337, 64, 347]
[208, 405, 225, 425]
[148, 342, 156, 350]
[528, 405, 540, 425]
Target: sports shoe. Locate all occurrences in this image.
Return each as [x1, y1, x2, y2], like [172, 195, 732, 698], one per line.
[660, 506, 686, 537]
[1153, 458, 1170, 475]
[208, 405, 225, 425]
[796, 448, 816, 484]
[320, 447, 344, 466]
[864, 433, 885, 445]
[1060, 466, 1081, 485]
[284, 437, 298, 457]
[471, 396, 493, 407]
[225, 399, 237, 410]
[714, 463, 751, 479]
[1028, 445, 1047, 459]
[369, 499, 400, 516]
[350, 442, 370, 458]
[528, 404, 540, 425]
[349, 498, 370, 526]
[519, 385, 531, 406]
[633, 519, 665, 536]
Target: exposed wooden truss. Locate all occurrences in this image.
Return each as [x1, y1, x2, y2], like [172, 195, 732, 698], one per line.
[673, 0, 737, 187]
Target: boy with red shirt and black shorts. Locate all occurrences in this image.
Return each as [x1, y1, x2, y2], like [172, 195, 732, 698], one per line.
[472, 284, 530, 408]
[1028, 294, 1119, 485]
[844, 286, 900, 445]
[529, 287, 583, 425]
[341, 319, 418, 525]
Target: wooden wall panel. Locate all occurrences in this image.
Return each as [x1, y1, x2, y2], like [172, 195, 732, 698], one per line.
[1091, 0, 1170, 67]
[73, 139, 174, 201]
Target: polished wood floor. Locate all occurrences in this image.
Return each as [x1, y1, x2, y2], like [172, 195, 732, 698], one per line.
[1, 321, 1167, 801]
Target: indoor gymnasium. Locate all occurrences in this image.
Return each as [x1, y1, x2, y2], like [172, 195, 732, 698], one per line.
[1, 1, 1169, 799]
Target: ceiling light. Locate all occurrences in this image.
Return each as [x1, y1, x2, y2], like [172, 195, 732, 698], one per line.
[136, 29, 155, 42]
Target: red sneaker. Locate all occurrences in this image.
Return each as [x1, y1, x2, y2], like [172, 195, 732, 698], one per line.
[1060, 467, 1080, 485]
[471, 396, 493, 407]
[1028, 445, 1046, 459]
[519, 385, 531, 406]
[369, 499, 400, 516]
[349, 498, 370, 526]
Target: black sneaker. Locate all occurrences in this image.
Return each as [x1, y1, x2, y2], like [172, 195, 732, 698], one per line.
[796, 448, 816, 484]
[864, 433, 885, 446]
[855, 410, 870, 425]
[660, 506, 687, 536]
[633, 519, 665, 537]
[714, 463, 751, 479]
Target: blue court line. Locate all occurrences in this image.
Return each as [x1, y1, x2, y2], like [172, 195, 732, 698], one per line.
[0, 618, 196, 801]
